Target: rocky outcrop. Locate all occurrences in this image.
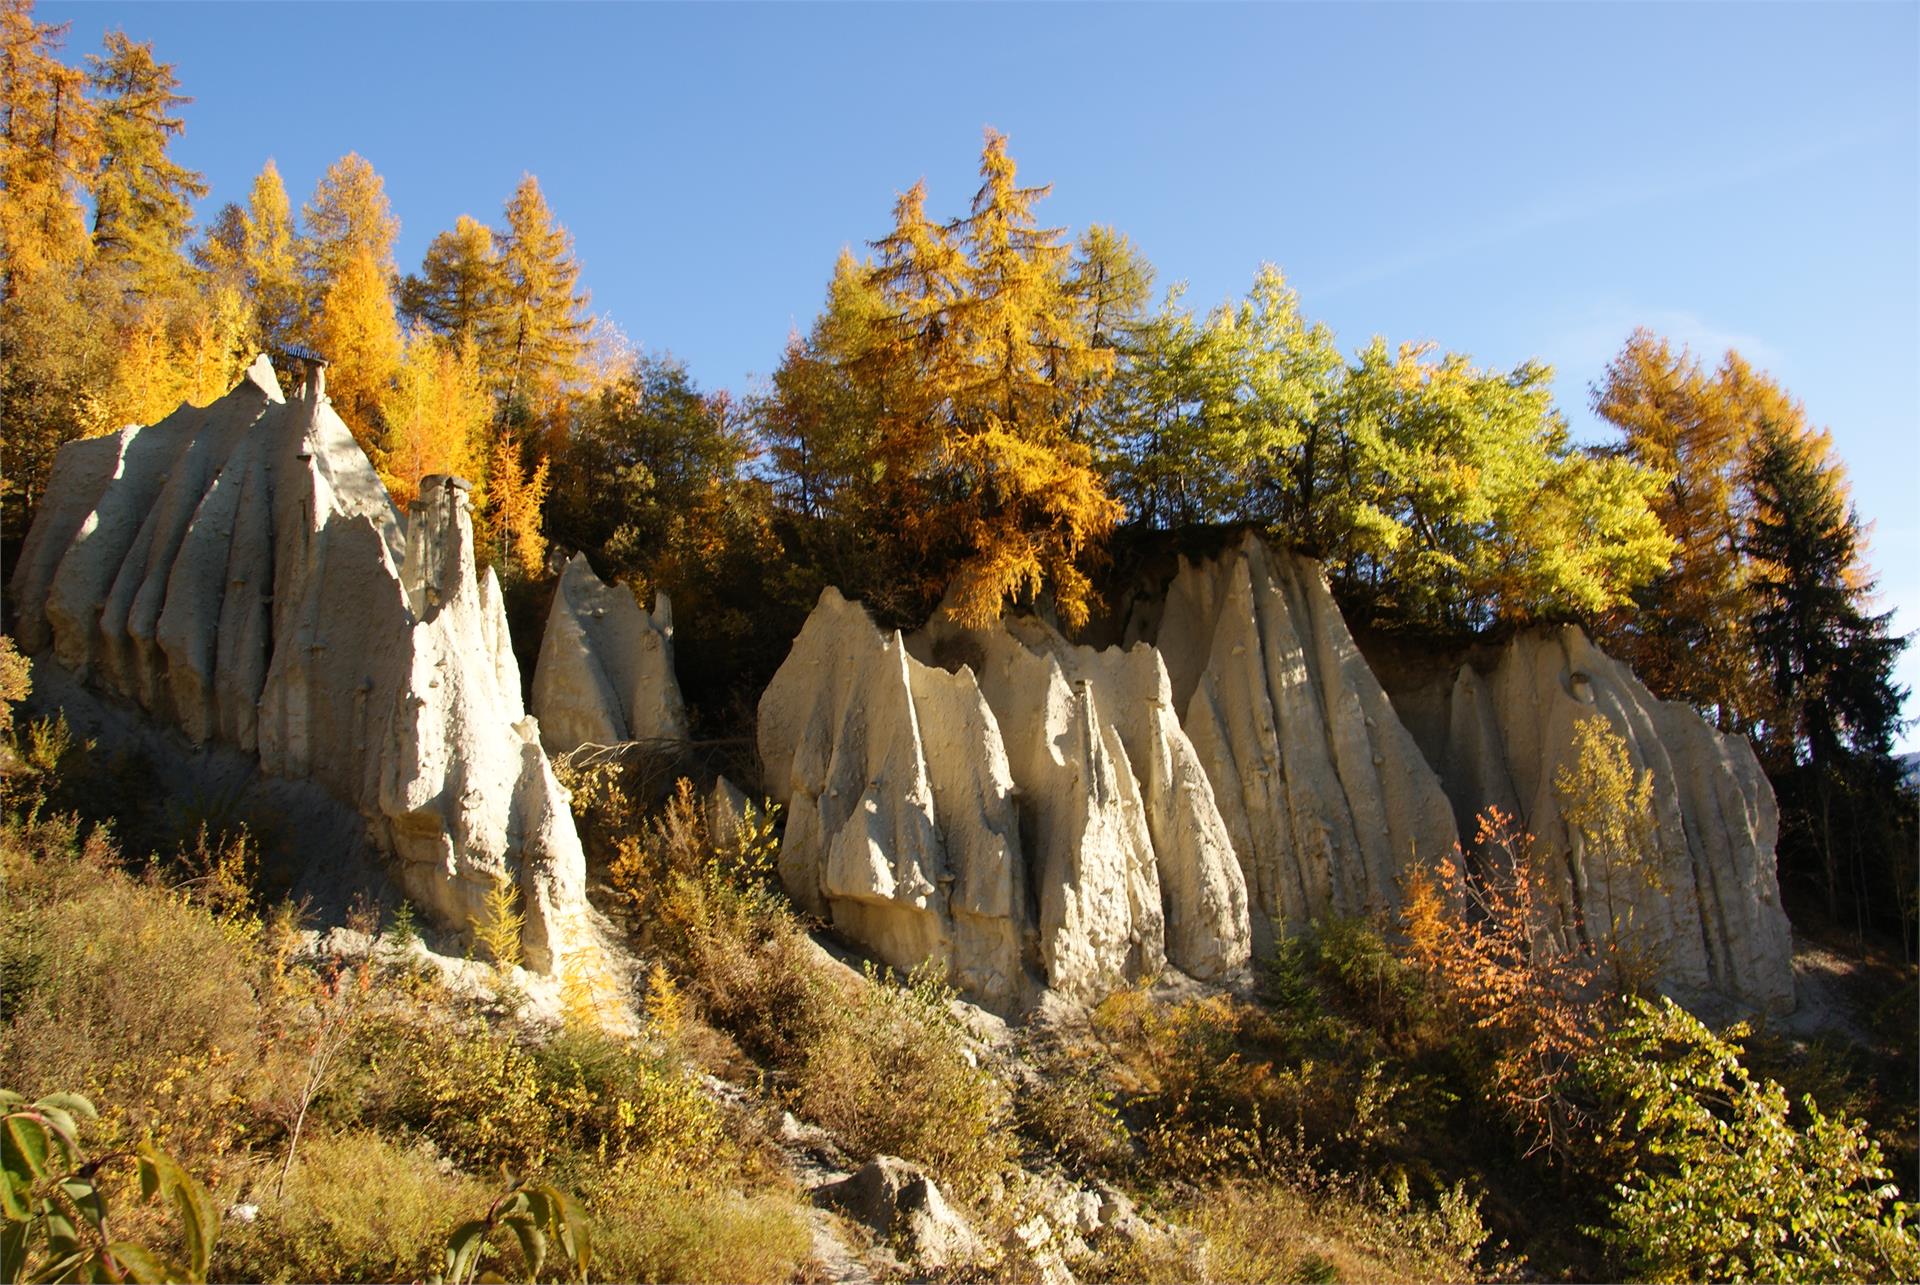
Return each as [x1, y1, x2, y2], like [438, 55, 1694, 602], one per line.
[814, 1157, 985, 1272]
[1120, 535, 1459, 952]
[757, 588, 1029, 1008]
[1374, 625, 1795, 1013]
[911, 612, 1251, 990]
[530, 553, 688, 754]
[757, 587, 1250, 1010]
[9, 358, 595, 975]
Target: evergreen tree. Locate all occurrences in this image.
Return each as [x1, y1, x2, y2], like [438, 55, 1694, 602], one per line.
[1745, 415, 1911, 927]
[495, 174, 589, 421]
[84, 30, 203, 298]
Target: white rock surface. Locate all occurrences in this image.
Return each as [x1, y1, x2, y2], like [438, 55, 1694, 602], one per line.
[760, 587, 1253, 1010]
[530, 553, 688, 753]
[1124, 535, 1459, 951]
[912, 612, 1251, 990]
[9, 357, 600, 977]
[1378, 625, 1795, 1013]
[758, 588, 1027, 1009]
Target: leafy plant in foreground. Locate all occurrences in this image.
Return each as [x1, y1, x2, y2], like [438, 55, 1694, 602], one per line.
[1586, 996, 1920, 1283]
[439, 1172, 589, 1285]
[1, 1090, 214, 1284]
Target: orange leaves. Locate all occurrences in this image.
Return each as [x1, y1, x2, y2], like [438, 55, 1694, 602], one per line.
[1400, 808, 1608, 1161]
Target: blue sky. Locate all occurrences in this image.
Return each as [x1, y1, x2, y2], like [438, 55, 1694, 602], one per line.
[45, 1, 1920, 746]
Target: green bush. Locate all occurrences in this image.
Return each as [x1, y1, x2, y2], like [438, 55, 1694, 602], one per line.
[1586, 996, 1920, 1283]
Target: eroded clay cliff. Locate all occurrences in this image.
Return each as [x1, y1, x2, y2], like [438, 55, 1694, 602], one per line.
[531, 553, 688, 754]
[1119, 535, 1460, 953]
[10, 358, 596, 975]
[1373, 624, 1795, 1013]
[757, 586, 1251, 1010]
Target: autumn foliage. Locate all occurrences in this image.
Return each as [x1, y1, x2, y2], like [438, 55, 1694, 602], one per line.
[1401, 809, 1607, 1162]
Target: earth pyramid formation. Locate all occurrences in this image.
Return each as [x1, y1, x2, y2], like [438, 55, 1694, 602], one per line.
[9, 357, 595, 974]
[763, 533, 1796, 1015]
[531, 552, 688, 755]
[1374, 623, 1796, 1013]
[756, 587, 1253, 1011]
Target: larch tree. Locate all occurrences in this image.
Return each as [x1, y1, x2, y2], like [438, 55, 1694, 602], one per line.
[1593, 329, 1763, 730]
[375, 331, 489, 507]
[299, 151, 398, 287]
[919, 129, 1122, 630]
[495, 174, 590, 425]
[84, 30, 203, 300]
[483, 429, 550, 581]
[238, 159, 303, 352]
[399, 213, 505, 349]
[0, 0, 96, 296]
[0, 0, 102, 529]
[308, 242, 401, 450]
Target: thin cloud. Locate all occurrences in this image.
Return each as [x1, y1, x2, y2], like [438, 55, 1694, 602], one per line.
[1316, 129, 1884, 298]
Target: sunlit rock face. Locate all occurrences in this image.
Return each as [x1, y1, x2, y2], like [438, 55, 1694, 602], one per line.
[909, 611, 1252, 993]
[757, 588, 1031, 1009]
[757, 580, 1252, 1011]
[531, 553, 688, 755]
[1373, 624, 1796, 1014]
[10, 357, 594, 975]
[1117, 534, 1460, 956]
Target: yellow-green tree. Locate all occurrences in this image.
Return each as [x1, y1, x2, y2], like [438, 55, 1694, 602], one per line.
[1553, 714, 1662, 989]
[376, 332, 489, 507]
[495, 175, 590, 425]
[309, 243, 401, 450]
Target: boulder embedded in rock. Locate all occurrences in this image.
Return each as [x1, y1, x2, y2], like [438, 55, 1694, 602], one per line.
[530, 553, 688, 753]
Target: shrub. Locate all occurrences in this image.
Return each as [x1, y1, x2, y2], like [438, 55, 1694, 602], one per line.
[1012, 1037, 1133, 1174]
[792, 962, 1013, 1202]
[388, 1019, 551, 1172]
[604, 778, 1015, 1202]
[0, 813, 269, 1183]
[217, 1129, 488, 1284]
[1400, 809, 1609, 1162]
[1586, 996, 1920, 1283]
[567, 1154, 810, 1285]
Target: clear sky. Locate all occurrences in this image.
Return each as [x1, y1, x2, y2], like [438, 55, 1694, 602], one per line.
[44, 1, 1920, 747]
